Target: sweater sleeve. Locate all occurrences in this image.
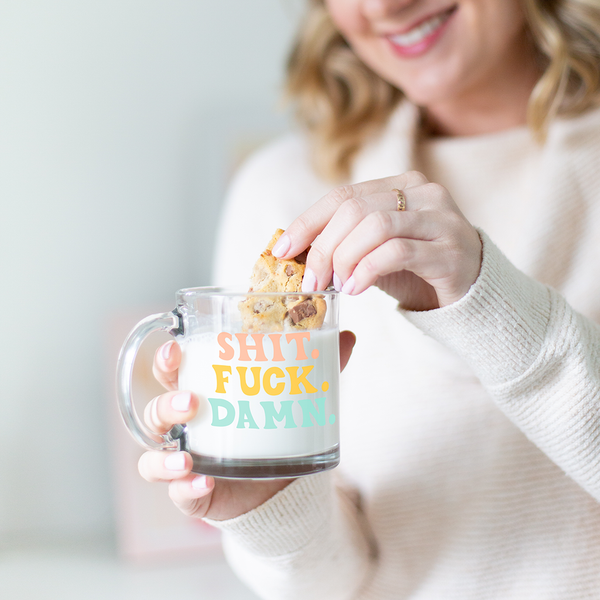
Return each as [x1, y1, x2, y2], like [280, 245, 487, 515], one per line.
[205, 473, 376, 600]
[402, 230, 600, 502]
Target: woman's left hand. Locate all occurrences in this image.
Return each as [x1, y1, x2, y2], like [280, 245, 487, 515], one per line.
[272, 171, 482, 312]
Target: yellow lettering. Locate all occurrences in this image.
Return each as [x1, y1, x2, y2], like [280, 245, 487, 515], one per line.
[286, 366, 318, 395]
[263, 367, 285, 396]
[212, 365, 231, 394]
[237, 366, 262, 396]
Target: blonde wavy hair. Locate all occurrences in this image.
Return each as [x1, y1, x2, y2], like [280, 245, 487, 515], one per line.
[285, 0, 600, 181]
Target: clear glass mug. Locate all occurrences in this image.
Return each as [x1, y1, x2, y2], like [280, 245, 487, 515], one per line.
[116, 287, 340, 479]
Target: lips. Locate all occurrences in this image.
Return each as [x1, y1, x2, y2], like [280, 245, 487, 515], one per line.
[386, 5, 457, 57]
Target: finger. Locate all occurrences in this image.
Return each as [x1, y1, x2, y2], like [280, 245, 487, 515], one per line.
[152, 341, 181, 391]
[143, 390, 199, 434]
[303, 191, 400, 292]
[342, 238, 445, 296]
[272, 171, 429, 261]
[308, 184, 445, 291]
[339, 330, 356, 372]
[168, 474, 216, 518]
[138, 450, 193, 483]
[332, 209, 444, 285]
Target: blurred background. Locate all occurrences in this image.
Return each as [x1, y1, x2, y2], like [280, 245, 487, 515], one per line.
[0, 1, 302, 597]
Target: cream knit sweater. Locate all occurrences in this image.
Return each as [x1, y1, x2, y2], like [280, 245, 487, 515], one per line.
[208, 102, 600, 599]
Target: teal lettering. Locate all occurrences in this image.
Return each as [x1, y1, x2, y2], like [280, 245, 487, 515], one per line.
[260, 400, 296, 429]
[237, 400, 259, 429]
[208, 398, 235, 427]
[298, 397, 326, 427]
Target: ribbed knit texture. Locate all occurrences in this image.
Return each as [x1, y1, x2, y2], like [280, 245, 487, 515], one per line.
[205, 474, 334, 557]
[403, 230, 552, 386]
[208, 102, 600, 599]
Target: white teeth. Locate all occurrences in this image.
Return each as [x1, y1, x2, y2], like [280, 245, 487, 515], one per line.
[390, 10, 450, 47]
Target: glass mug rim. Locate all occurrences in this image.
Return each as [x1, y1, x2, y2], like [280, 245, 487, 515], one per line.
[176, 286, 338, 302]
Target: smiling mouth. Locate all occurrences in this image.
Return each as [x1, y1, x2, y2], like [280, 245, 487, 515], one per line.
[388, 5, 457, 48]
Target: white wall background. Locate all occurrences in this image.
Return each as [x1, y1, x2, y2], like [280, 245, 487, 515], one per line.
[0, 0, 301, 547]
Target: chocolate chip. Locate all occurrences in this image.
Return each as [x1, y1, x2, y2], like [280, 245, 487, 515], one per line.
[294, 250, 308, 264]
[288, 300, 317, 324]
[285, 265, 294, 276]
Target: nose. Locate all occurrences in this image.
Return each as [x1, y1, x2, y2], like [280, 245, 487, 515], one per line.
[361, 0, 419, 19]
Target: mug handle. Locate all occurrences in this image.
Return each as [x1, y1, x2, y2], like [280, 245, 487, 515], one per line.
[116, 309, 185, 450]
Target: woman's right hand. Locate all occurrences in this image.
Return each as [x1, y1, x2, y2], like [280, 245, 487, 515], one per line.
[138, 332, 357, 522]
[137, 340, 293, 522]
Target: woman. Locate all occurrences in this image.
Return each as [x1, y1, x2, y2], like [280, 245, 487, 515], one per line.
[139, 0, 600, 597]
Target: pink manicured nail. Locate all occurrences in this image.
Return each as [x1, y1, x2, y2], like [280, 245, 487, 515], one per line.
[165, 453, 186, 471]
[272, 234, 290, 258]
[333, 272, 342, 292]
[192, 475, 208, 490]
[171, 391, 191, 412]
[302, 267, 317, 293]
[161, 341, 174, 361]
[341, 275, 355, 295]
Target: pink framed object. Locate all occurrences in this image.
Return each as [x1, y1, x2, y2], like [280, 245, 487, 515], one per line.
[107, 309, 222, 563]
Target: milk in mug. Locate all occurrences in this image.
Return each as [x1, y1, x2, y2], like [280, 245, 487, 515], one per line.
[178, 327, 339, 460]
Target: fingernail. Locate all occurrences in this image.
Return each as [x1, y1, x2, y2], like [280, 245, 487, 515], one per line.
[165, 453, 186, 471]
[302, 267, 317, 292]
[171, 391, 191, 412]
[161, 341, 174, 361]
[333, 272, 342, 292]
[341, 275, 355, 295]
[272, 234, 290, 258]
[192, 475, 208, 490]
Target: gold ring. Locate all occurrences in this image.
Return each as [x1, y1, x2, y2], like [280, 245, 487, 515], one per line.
[392, 188, 406, 211]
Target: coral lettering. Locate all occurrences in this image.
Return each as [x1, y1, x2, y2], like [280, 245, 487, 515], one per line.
[217, 332, 311, 362]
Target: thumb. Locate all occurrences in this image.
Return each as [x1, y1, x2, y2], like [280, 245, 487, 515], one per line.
[339, 330, 356, 372]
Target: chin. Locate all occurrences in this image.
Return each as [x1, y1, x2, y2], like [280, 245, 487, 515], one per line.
[398, 79, 463, 108]
[392, 61, 470, 107]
